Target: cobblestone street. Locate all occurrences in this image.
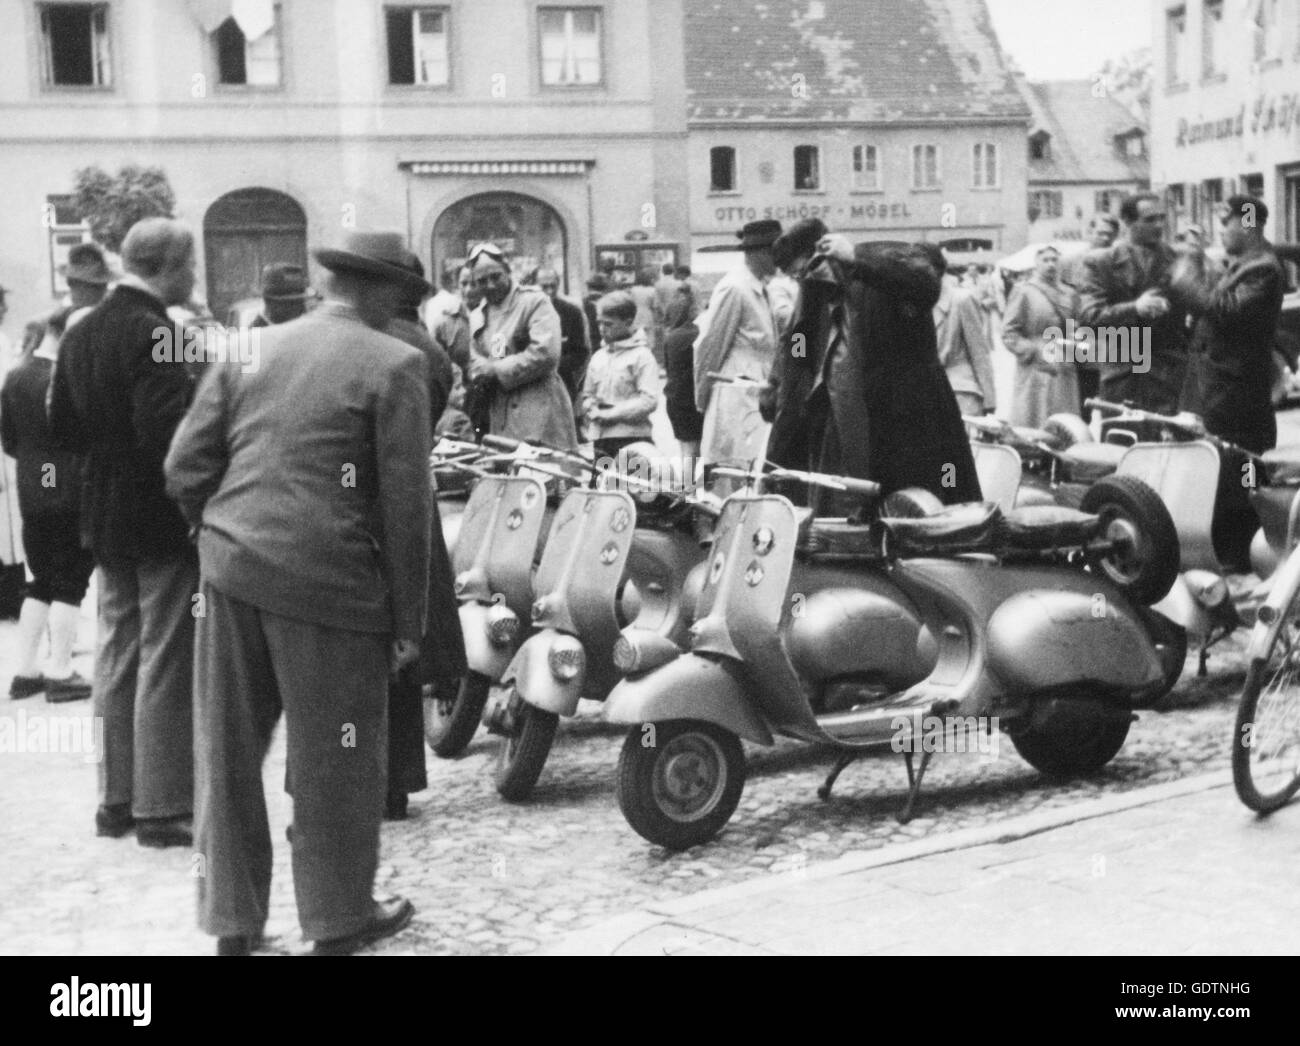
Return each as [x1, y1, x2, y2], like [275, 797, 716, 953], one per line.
[0, 615, 1253, 955]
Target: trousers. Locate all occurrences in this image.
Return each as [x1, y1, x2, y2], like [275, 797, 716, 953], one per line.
[194, 581, 389, 941]
[95, 553, 197, 818]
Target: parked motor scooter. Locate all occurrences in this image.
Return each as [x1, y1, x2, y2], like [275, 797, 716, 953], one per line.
[422, 437, 569, 757]
[604, 463, 1184, 850]
[1084, 398, 1300, 679]
[473, 442, 712, 799]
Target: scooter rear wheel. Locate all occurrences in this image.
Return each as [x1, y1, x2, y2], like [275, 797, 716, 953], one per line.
[1233, 618, 1300, 814]
[1010, 703, 1132, 778]
[1080, 475, 1180, 605]
[424, 672, 491, 758]
[617, 719, 745, 851]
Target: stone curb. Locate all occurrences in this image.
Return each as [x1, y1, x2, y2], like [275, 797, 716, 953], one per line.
[543, 769, 1233, 955]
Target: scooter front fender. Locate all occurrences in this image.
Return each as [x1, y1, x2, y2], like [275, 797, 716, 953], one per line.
[1149, 574, 1211, 641]
[503, 628, 584, 717]
[460, 601, 515, 680]
[1248, 540, 1300, 661]
[603, 653, 774, 746]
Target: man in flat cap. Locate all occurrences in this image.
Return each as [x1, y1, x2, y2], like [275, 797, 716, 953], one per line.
[251, 262, 313, 328]
[695, 219, 782, 485]
[166, 230, 431, 956]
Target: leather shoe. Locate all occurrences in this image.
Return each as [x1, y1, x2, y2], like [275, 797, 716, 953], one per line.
[9, 674, 45, 699]
[384, 790, 408, 820]
[312, 898, 414, 956]
[95, 804, 134, 838]
[216, 932, 264, 956]
[136, 816, 193, 849]
[45, 671, 92, 703]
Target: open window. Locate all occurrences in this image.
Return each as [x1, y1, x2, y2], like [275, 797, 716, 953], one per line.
[793, 145, 821, 191]
[39, 3, 112, 87]
[710, 146, 736, 192]
[213, 7, 282, 86]
[386, 7, 450, 86]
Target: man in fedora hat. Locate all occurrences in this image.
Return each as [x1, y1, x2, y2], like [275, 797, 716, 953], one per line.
[252, 263, 314, 328]
[165, 229, 432, 956]
[61, 242, 114, 312]
[694, 219, 782, 484]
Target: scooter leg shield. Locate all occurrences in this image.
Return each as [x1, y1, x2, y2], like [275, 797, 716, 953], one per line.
[503, 629, 585, 717]
[460, 602, 514, 680]
[603, 653, 775, 746]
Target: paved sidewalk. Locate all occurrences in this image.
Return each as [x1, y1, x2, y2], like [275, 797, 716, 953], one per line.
[547, 773, 1300, 955]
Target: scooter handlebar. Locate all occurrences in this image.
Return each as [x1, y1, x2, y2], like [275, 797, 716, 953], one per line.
[481, 434, 523, 452]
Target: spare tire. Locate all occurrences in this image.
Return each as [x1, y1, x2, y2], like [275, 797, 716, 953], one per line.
[880, 487, 945, 519]
[1043, 412, 1094, 449]
[1079, 475, 1180, 605]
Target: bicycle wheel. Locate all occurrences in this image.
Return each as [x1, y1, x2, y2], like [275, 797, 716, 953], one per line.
[1233, 613, 1300, 814]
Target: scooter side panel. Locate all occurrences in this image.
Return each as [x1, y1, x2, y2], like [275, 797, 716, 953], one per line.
[503, 628, 585, 717]
[603, 653, 776, 746]
[622, 527, 704, 647]
[1116, 441, 1220, 573]
[459, 601, 517, 680]
[986, 590, 1163, 691]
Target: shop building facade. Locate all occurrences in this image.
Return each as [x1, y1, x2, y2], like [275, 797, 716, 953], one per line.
[0, 0, 689, 324]
[683, 0, 1030, 269]
[1150, 0, 1300, 245]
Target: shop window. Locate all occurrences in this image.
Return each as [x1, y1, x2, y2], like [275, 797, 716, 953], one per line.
[793, 145, 821, 191]
[39, 3, 112, 87]
[387, 7, 449, 86]
[539, 7, 602, 86]
[851, 144, 880, 191]
[1028, 190, 1063, 221]
[45, 194, 92, 297]
[1166, 5, 1187, 85]
[972, 142, 999, 188]
[710, 146, 736, 192]
[1242, 172, 1265, 199]
[214, 8, 282, 86]
[912, 144, 940, 190]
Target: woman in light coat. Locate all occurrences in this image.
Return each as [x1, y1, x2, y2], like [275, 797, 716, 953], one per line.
[1001, 246, 1081, 427]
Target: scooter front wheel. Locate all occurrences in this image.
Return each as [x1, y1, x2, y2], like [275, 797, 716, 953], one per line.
[1233, 618, 1300, 814]
[494, 699, 559, 802]
[617, 719, 745, 851]
[1010, 702, 1131, 778]
[424, 672, 492, 758]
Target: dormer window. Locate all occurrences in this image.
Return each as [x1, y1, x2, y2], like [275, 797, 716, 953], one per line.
[1029, 131, 1051, 161]
[1115, 131, 1146, 159]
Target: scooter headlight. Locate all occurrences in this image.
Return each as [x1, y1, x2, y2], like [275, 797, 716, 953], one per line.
[486, 604, 521, 647]
[547, 635, 586, 681]
[612, 629, 681, 676]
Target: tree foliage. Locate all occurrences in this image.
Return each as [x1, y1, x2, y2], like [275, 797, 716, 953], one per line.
[1097, 48, 1152, 123]
[72, 164, 177, 254]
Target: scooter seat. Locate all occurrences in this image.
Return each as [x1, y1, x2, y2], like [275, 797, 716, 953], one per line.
[799, 518, 881, 557]
[881, 502, 1002, 555]
[999, 505, 1103, 550]
[1060, 442, 1126, 482]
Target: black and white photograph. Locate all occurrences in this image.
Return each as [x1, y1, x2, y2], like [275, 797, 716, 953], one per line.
[0, 0, 1297, 988]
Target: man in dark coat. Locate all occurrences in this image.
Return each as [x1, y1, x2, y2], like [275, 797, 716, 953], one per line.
[1078, 192, 1190, 413]
[771, 234, 981, 509]
[47, 218, 200, 848]
[1171, 195, 1287, 571]
[250, 263, 313, 328]
[537, 268, 591, 436]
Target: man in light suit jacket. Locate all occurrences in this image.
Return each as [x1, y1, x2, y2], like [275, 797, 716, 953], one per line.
[165, 231, 432, 957]
[934, 264, 998, 418]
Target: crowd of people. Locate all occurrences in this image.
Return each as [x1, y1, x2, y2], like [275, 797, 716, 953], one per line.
[0, 188, 1289, 956]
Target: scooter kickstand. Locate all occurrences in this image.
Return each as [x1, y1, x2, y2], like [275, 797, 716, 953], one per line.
[818, 752, 858, 801]
[898, 750, 934, 825]
[1197, 645, 1209, 678]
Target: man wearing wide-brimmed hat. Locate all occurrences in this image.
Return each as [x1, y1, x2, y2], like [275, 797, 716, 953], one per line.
[166, 230, 432, 956]
[693, 219, 782, 482]
[251, 262, 314, 328]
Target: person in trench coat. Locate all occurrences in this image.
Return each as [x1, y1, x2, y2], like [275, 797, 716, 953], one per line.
[1001, 246, 1082, 428]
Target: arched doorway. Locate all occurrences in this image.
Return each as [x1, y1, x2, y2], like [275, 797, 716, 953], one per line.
[204, 188, 307, 321]
[433, 192, 567, 292]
